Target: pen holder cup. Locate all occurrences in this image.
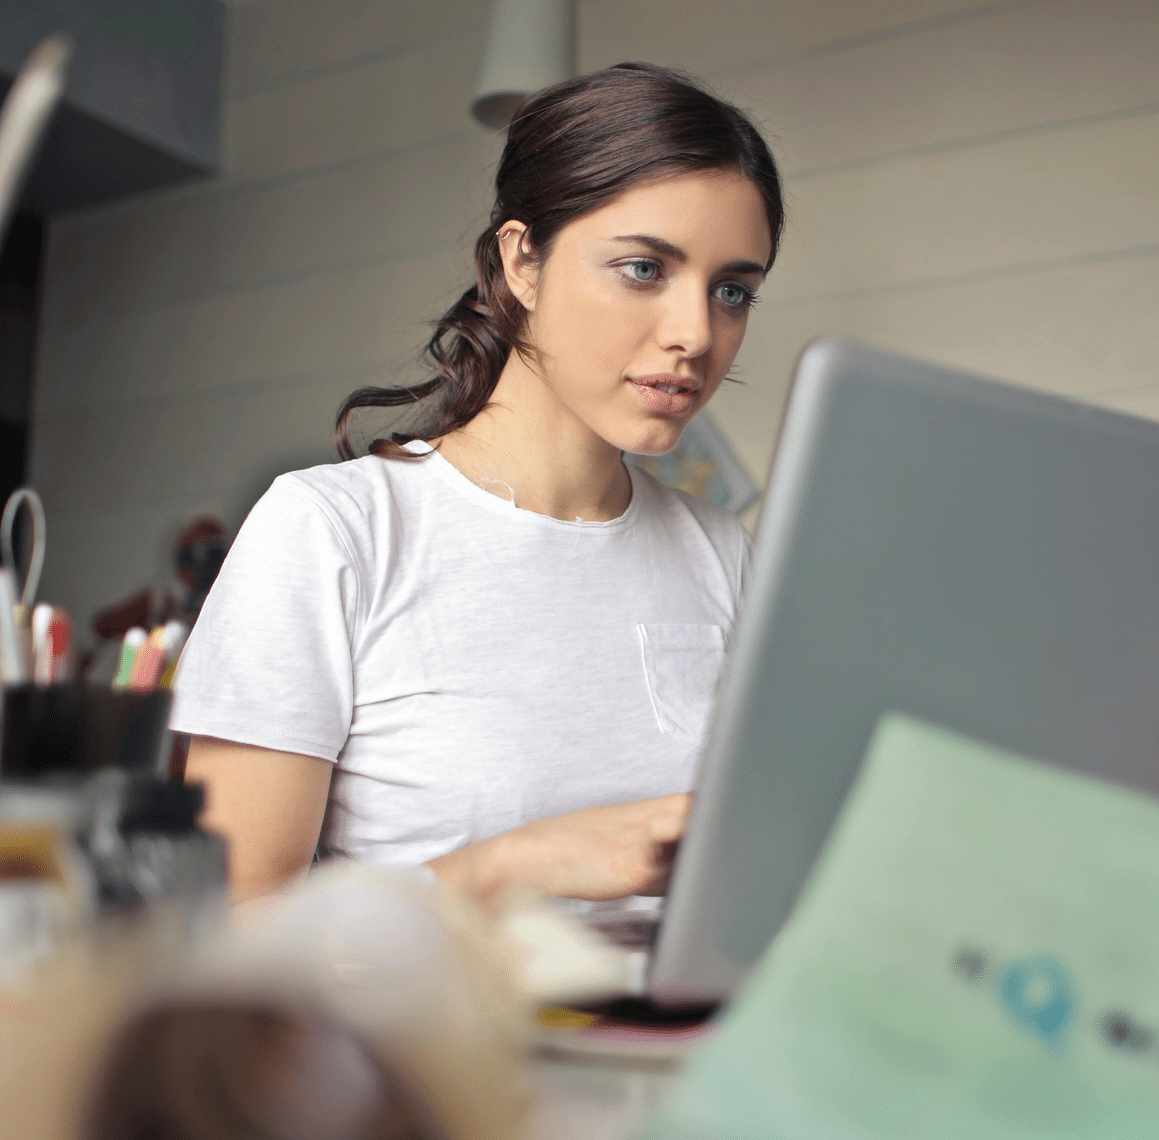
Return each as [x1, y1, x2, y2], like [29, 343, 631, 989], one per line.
[0, 684, 173, 780]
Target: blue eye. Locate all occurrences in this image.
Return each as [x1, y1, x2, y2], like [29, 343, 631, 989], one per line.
[622, 259, 660, 283]
[714, 282, 755, 309]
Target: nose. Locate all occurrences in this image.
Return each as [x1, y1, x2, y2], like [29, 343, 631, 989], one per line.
[657, 280, 712, 359]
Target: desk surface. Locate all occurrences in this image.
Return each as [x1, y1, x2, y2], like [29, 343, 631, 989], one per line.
[529, 1055, 675, 1140]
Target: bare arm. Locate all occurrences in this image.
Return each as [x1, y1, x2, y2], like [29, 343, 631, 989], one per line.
[184, 735, 333, 902]
[428, 793, 692, 904]
[186, 733, 690, 906]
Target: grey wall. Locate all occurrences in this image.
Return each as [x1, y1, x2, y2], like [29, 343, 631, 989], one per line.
[25, 0, 1159, 636]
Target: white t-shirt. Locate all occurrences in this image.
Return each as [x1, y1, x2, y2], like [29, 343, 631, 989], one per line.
[172, 445, 751, 868]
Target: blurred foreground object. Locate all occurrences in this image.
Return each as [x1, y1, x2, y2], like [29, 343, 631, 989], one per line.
[166, 866, 532, 1140]
[89, 1002, 448, 1140]
[0, 773, 225, 982]
[641, 714, 1159, 1139]
[471, 0, 575, 129]
[0, 807, 92, 984]
[1, 684, 173, 776]
[85, 866, 532, 1140]
[3, 865, 634, 1139]
[499, 890, 633, 1005]
[0, 35, 71, 239]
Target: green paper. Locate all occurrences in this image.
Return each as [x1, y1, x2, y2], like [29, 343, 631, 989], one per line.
[642, 713, 1159, 1139]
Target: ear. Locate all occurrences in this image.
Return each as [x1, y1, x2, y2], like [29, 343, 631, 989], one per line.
[495, 220, 538, 312]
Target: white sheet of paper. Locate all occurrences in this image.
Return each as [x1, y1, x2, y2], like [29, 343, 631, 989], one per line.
[642, 713, 1159, 1139]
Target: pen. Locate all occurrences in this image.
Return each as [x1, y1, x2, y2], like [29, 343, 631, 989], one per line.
[0, 565, 28, 684]
[127, 626, 167, 692]
[158, 621, 189, 690]
[47, 609, 72, 683]
[112, 627, 147, 690]
[32, 604, 72, 686]
[31, 601, 51, 685]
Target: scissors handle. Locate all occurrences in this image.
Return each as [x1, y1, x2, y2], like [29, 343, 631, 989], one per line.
[1, 486, 46, 607]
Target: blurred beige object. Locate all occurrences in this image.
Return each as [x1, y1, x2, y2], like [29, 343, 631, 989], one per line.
[0, 808, 95, 985]
[497, 893, 633, 1004]
[0, 864, 637, 1140]
[84, 865, 532, 1140]
[1, 908, 192, 1140]
[177, 865, 532, 1140]
[0, 34, 72, 238]
[3, 865, 522, 1139]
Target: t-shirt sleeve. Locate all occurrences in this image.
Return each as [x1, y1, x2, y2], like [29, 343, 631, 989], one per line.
[170, 474, 363, 761]
[671, 484, 754, 610]
[738, 524, 754, 603]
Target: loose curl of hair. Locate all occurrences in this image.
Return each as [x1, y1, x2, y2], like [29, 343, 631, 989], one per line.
[335, 62, 785, 461]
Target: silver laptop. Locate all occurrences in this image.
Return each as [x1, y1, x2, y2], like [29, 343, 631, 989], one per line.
[635, 336, 1159, 1005]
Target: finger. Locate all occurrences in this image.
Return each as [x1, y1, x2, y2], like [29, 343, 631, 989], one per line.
[648, 811, 686, 843]
[639, 848, 678, 895]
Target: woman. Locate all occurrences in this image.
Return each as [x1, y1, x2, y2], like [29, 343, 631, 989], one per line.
[175, 62, 784, 903]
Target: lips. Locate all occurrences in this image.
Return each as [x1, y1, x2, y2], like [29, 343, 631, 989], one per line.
[628, 373, 700, 416]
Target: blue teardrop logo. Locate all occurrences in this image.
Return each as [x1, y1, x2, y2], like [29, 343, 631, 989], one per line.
[999, 954, 1074, 1046]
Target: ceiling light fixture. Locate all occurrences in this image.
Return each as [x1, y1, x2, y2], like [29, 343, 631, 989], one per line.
[470, 0, 576, 131]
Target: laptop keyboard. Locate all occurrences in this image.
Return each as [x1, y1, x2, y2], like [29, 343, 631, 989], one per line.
[587, 915, 662, 951]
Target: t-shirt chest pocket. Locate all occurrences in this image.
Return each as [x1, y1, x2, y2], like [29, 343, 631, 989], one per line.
[637, 623, 728, 746]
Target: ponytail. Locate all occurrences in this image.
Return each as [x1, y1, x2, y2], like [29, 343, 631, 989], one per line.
[336, 226, 507, 459]
[335, 221, 538, 460]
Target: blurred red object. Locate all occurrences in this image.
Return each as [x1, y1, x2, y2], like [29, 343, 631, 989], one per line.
[91, 517, 229, 643]
[173, 516, 227, 604]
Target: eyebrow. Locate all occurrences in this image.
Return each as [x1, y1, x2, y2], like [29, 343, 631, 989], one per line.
[610, 234, 766, 276]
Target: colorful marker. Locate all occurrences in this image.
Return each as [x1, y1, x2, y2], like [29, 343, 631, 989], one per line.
[127, 626, 163, 691]
[158, 621, 189, 690]
[112, 627, 147, 690]
[31, 602, 52, 685]
[127, 626, 169, 692]
[46, 608, 72, 683]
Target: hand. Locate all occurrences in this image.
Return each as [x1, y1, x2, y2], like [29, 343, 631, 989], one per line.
[427, 793, 692, 904]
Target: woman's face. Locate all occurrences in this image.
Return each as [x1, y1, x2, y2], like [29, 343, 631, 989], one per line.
[504, 170, 772, 456]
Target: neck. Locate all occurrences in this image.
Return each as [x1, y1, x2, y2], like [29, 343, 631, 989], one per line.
[433, 354, 632, 522]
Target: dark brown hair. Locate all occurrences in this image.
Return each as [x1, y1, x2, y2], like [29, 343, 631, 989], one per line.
[335, 62, 785, 461]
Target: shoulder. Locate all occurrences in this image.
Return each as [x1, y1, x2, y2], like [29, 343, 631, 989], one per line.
[632, 466, 748, 546]
[219, 456, 435, 589]
[271, 455, 398, 512]
[259, 455, 426, 542]
[630, 466, 752, 585]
